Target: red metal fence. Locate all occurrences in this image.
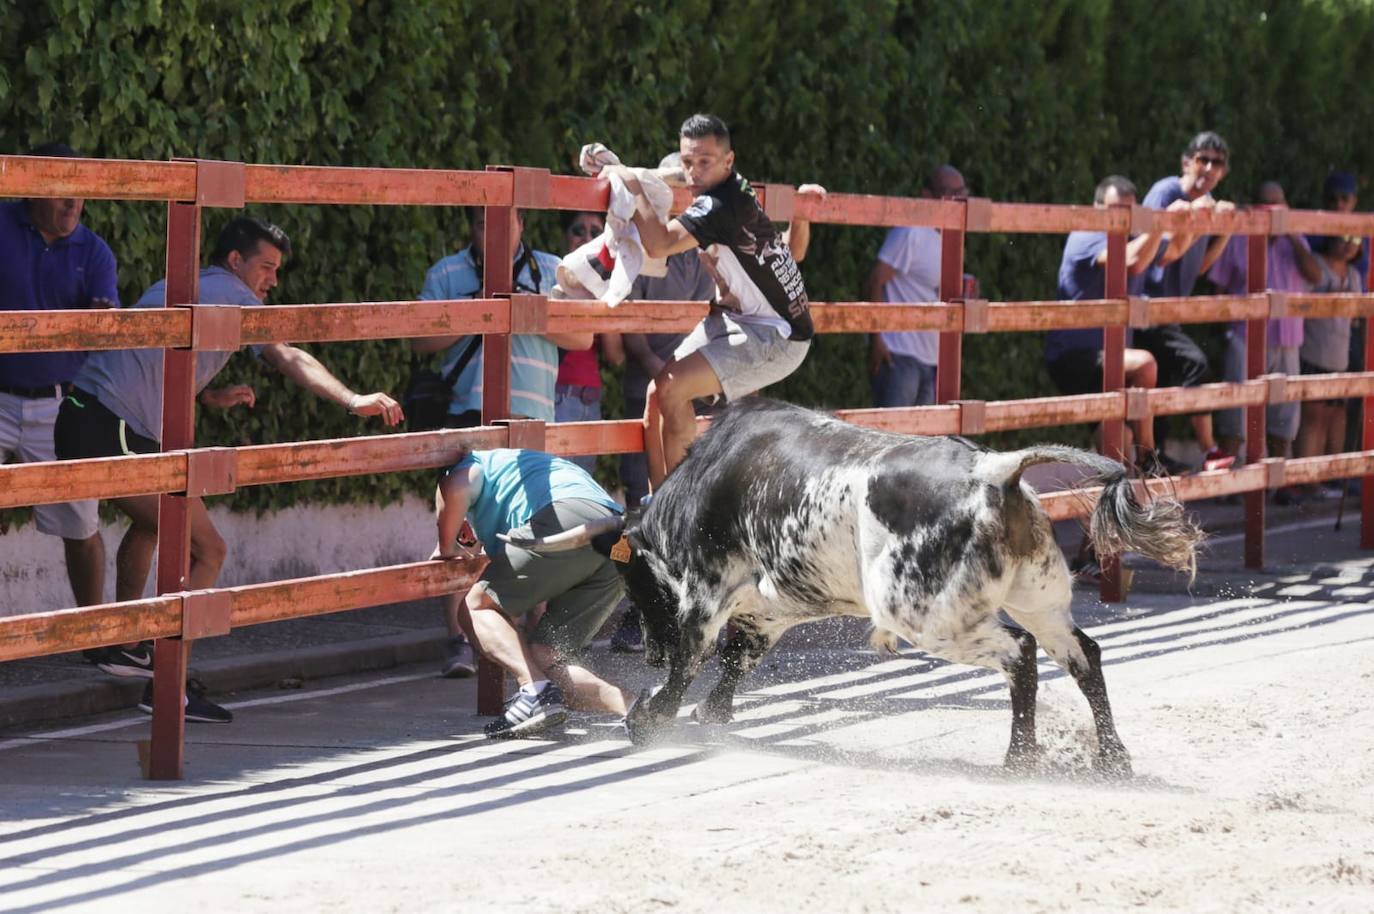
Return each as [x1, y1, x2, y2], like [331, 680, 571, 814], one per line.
[3, 154, 1373, 779]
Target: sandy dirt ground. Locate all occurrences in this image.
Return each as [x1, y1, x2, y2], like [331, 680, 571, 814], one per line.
[1, 563, 1371, 913]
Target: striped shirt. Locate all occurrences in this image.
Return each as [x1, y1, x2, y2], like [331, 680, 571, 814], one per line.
[419, 244, 561, 421]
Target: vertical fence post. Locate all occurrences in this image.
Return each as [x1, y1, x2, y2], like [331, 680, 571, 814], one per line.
[1244, 228, 1270, 570]
[937, 206, 968, 403]
[1098, 207, 1130, 602]
[1362, 275, 1374, 548]
[148, 199, 201, 780]
[475, 168, 518, 716]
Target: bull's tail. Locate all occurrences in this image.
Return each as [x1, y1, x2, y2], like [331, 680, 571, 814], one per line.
[983, 445, 1204, 579]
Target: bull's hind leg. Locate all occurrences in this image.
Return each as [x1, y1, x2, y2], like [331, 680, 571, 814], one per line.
[1067, 627, 1131, 778]
[693, 616, 780, 724]
[1002, 625, 1041, 770]
[1003, 556, 1132, 778]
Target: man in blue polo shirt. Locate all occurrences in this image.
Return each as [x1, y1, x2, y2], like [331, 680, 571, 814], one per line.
[1138, 131, 1238, 471]
[0, 142, 118, 613]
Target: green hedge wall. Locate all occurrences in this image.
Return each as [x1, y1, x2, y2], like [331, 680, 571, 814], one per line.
[4, 0, 1374, 514]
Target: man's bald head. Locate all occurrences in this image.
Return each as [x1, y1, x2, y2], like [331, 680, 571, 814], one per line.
[1255, 181, 1286, 207]
[924, 165, 967, 200]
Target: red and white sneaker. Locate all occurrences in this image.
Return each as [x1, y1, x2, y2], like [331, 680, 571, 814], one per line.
[1201, 447, 1236, 472]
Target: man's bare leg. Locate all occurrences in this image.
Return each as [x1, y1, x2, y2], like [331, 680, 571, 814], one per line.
[62, 532, 105, 606]
[646, 351, 723, 489]
[458, 586, 633, 714]
[532, 644, 634, 716]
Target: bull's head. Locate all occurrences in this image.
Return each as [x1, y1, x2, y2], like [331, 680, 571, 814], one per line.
[498, 510, 680, 667]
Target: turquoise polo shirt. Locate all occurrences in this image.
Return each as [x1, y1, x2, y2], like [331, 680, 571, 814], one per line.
[418, 244, 561, 421]
[454, 448, 621, 555]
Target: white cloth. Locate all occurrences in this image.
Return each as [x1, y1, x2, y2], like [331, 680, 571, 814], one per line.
[556, 146, 674, 306]
[875, 226, 942, 365]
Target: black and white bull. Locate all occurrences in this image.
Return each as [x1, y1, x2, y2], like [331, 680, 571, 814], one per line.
[507, 398, 1202, 776]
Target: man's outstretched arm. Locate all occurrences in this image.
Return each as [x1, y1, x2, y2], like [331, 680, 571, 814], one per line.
[261, 343, 404, 426]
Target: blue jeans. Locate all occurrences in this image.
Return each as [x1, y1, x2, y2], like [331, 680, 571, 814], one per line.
[871, 353, 936, 408]
[555, 383, 602, 474]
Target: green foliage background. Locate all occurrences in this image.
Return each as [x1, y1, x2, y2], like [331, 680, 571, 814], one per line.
[4, 0, 1374, 515]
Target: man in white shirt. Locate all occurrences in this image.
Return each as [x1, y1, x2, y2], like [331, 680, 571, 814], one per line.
[864, 165, 969, 407]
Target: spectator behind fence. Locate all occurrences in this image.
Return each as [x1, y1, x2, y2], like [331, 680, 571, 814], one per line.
[412, 207, 592, 679]
[411, 207, 593, 428]
[434, 446, 634, 739]
[553, 211, 624, 474]
[53, 216, 403, 723]
[0, 142, 117, 614]
[604, 113, 816, 490]
[1043, 175, 1168, 472]
[1208, 181, 1320, 468]
[863, 164, 975, 408]
[1141, 130, 1238, 471]
[1316, 171, 1372, 459]
[1287, 233, 1365, 503]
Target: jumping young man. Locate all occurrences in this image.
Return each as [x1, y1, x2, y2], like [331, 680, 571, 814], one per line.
[607, 114, 814, 489]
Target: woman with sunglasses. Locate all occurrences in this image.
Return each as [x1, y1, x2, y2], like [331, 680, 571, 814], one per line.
[553, 212, 625, 474]
[1289, 234, 1366, 502]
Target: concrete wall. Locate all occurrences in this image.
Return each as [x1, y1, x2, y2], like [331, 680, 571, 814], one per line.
[1, 497, 436, 618]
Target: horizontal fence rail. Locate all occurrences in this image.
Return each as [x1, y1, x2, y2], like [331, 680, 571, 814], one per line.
[4, 151, 1374, 778]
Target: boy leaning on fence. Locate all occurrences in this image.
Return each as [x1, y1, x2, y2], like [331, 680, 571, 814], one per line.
[54, 216, 403, 723]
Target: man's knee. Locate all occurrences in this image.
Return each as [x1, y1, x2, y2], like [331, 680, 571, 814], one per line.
[192, 526, 228, 569]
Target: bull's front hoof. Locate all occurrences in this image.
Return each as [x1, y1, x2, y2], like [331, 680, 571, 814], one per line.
[623, 689, 674, 746]
[1003, 740, 1043, 772]
[690, 697, 734, 725]
[1093, 744, 1133, 779]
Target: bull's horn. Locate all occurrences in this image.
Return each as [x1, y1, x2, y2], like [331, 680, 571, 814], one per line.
[498, 513, 625, 553]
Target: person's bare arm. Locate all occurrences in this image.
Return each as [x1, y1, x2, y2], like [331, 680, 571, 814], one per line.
[260, 343, 404, 425]
[606, 166, 700, 259]
[435, 466, 482, 560]
[600, 333, 626, 367]
[1289, 236, 1322, 285]
[783, 184, 827, 263]
[544, 331, 595, 350]
[864, 260, 897, 303]
[1198, 201, 1237, 275]
[624, 333, 666, 380]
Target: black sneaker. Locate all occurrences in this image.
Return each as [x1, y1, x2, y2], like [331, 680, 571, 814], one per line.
[138, 678, 233, 724]
[609, 612, 645, 653]
[483, 683, 567, 739]
[85, 641, 155, 678]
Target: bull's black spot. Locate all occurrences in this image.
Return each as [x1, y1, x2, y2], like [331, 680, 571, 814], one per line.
[867, 470, 947, 534]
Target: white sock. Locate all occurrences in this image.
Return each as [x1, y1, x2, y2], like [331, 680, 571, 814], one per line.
[521, 680, 550, 696]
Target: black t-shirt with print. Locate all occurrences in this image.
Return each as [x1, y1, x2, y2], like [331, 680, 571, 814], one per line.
[676, 171, 813, 341]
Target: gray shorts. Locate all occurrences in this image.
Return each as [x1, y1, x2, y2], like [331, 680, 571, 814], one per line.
[675, 311, 810, 402]
[0, 391, 99, 539]
[476, 498, 625, 657]
[1215, 333, 1300, 442]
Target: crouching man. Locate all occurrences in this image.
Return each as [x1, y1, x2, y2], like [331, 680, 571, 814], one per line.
[435, 446, 635, 738]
